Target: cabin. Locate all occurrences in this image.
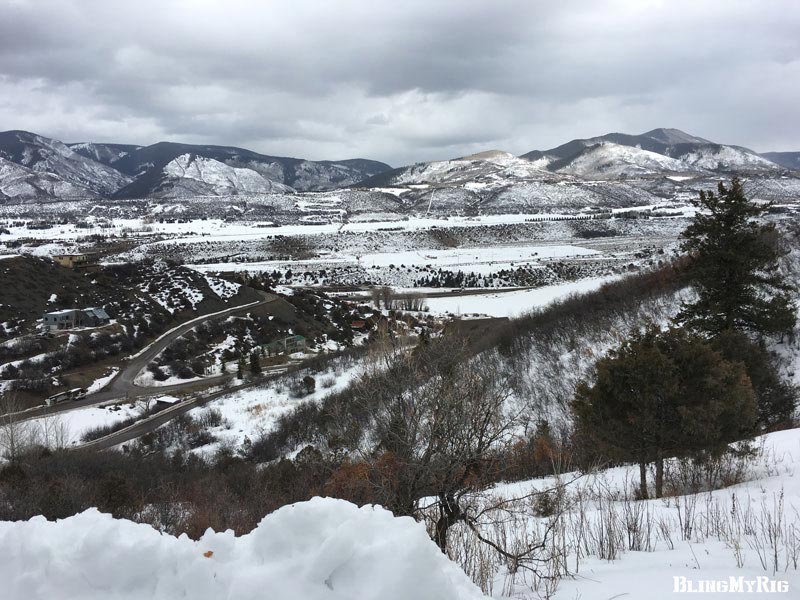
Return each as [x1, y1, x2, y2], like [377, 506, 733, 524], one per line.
[52, 252, 100, 269]
[42, 307, 111, 331]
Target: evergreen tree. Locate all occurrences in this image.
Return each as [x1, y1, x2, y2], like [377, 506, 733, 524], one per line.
[678, 178, 795, 337]
[572, 327, 756, 498]
[710, 329, 796, 429]
[249, 351, 262, 375]
[237, 355, 246, 378]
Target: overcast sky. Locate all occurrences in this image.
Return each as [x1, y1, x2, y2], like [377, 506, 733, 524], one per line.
[0, 0, 798, 166]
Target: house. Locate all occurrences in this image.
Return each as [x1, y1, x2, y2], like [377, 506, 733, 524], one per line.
[42, 309, 81, 331]
[264, 334, 306, 356]
[81, 307, 111, 327]
[42, 307, 111, 331]
[52, 252, 100, 269]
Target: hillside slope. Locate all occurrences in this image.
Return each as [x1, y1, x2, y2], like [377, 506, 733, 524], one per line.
[0, 131, 131, 196]
[113, 141, 391, 195]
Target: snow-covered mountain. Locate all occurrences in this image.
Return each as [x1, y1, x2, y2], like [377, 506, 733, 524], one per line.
[361, 128, 787, 191]
[675, 144, 780, 172]
[522, 128, 783, 175]
[0, 127, 794, 204]
[0, 156, 98, 201]
[551, 142, 698, 179]
[0, 131, 132, 197]
[0, 132, 392, 202]
[130, 154, 295, 198]
[112, 142, 391, 196]
[358, 149, 552, 190]
[68, 142, 142, 166]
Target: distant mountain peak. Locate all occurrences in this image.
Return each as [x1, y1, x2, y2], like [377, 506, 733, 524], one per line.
[458, 150, 517, 161]
[640, 128, 712, 145]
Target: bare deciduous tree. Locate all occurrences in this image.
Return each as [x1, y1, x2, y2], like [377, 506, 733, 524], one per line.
[0, 393, 35, 461]
[349, 337, 522, 551]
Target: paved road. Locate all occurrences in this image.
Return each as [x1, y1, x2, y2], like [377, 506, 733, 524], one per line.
[7, 293, 277, 422]
[79, 365, 289, 451]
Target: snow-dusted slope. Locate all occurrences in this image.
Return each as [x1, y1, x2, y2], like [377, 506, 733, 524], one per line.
[0, 498, 486, 600]
[554, 142, 698, 178]
[676, 144, 782, 172]
[523, 128, 784, 175]
[154, 154, 295, 197]
[68, 142, 142, 166]
[0, 131, 131, 196]
[113, 142, 392, 195]
[363, 150, 552, 190]
[0, 156, 97, 201]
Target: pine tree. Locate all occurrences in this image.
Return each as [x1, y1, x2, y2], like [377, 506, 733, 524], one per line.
[710, 329, 796, 429]
[572, 327, 756, 498]
[678, 178, 795, 338]
[249, 351, 262, 375]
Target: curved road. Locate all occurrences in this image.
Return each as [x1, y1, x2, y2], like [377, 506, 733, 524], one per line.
[80, 365, 290, 451]
[8, 292, 277, 422]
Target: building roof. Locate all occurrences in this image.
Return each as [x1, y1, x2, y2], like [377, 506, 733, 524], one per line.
[82, 307, 110, 320]
[44, 309, 79, 317]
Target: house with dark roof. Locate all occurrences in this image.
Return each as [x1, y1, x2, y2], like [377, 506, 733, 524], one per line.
[264, 334, 306, 356]
[42, 307, 111, 331]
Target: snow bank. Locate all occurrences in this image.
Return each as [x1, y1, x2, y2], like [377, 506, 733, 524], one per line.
[86, 367, 119, 394]
[0, 497, 485, 600]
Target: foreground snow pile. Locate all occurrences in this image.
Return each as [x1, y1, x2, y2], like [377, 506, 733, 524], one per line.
[0, 497, 485, 600]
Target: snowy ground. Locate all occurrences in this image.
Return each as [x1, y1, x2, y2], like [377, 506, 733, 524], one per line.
[0, 213, 605, 246]
[424, 276, 619, 317]
[0, 208, 688, 266]
[461, 427, 800, 599]
[0, 498, 485, 600]
[357, 244, 599, 269]
[86, 368, 119, 394]
[191, 242, 603, 279]
[189, 359, 363, 456]
[26, 403, 141, 447]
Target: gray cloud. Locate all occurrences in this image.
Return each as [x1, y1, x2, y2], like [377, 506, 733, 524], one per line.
[0, 0, 798, 166]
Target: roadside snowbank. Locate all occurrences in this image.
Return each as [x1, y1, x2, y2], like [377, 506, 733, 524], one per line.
[0, 497, 485, 600]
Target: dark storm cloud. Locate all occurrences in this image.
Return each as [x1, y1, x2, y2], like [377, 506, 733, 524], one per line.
[0, 0, 798, 165]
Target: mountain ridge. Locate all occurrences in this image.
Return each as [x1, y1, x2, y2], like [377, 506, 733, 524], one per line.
[0, 131, 392, 201]
[0, 128, 796, 202]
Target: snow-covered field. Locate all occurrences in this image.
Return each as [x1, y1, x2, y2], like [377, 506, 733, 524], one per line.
[0, 207, 684, 249]
[358, 244, 599, 270]
[191, 243, 601, 277]
[425, 276, 618, 317]
[0, 497, 485, 600]
[25, 403, 141, 447]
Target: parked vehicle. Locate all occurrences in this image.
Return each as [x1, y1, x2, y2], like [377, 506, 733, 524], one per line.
[45, 388, 87, 406]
